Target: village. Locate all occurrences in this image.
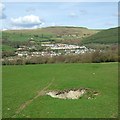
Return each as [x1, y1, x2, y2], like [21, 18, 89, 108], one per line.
[15, 42, 95, 58]
[2, 41, 96, 63]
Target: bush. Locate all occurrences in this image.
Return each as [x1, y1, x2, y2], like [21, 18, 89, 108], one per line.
[2, 49, 118, 65]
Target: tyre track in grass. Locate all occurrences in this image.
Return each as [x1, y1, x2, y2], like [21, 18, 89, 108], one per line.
[12, 79, 54, 118]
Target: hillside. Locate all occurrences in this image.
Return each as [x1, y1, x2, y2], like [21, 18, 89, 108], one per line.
[2, 26, 119, 63]
[81, 27, 118, 44]
[2, 26, 99, 42]
[2, 26, 118, 53]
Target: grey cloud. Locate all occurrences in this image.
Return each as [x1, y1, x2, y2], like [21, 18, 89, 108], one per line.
[0, 3, 7, 19]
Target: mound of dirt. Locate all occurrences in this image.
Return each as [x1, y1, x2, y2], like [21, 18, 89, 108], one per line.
[46, 88, 99, 100]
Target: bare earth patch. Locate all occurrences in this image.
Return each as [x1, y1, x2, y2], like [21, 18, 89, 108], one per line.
[46, 88, 99, 99]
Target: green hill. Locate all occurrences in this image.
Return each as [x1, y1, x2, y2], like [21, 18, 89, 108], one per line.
[2, 26, 118, 52]
[2, 26, 99, 42]
[81, 27, 118, 44]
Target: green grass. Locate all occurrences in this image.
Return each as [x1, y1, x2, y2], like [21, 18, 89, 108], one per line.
[81, 27, 118, 44]
[2, 31, 54, 42]
[1, 45, 15, 52]
[2, 63, 118, 118]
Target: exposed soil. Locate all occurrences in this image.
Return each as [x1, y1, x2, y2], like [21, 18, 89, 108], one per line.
[46, 88, 99, 99]
[12, 85, 99, 118]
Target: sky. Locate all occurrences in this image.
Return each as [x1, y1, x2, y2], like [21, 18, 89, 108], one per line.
[0, 2, 118, 30]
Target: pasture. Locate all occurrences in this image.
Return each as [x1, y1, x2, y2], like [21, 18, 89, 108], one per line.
[2, 63, 118, 118]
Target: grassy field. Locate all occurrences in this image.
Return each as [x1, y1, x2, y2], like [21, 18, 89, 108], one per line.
[2, 63, 118, 118]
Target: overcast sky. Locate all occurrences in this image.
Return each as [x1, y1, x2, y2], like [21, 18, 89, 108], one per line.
[0, 2, 118, 30]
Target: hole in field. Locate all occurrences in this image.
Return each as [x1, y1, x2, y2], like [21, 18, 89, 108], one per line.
[46, 88, 99, 100]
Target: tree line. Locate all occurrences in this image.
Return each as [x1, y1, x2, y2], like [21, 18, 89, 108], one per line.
[2, 50, 119, 65]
